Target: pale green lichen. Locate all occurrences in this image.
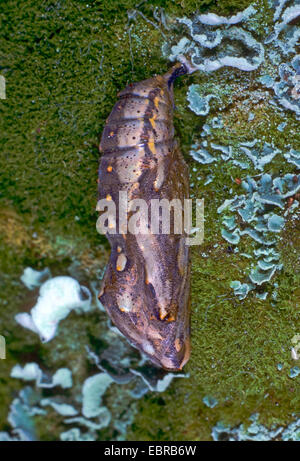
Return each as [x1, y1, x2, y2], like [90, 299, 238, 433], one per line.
[15, 276, 92, 342]
[82, 373, 113, 419]
[11, 363, 73, 389]
[1, 0, 299, 442]
[212, 413, 300, 441]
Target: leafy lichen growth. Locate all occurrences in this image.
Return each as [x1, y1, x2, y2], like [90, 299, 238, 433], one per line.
[1, 0, 299, 441]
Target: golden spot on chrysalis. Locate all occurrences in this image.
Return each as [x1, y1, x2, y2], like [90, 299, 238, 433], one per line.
[149, 112, 157, 129]
[154, 96, 160, 110]
[117, 246, 122, 253]
[107, 165, 113, 172]
[167, 315, 176, 322]
[109, 131, 114, 137]
[106, 194, 112, 201]
[148, 139, 156, 155]
[159, 305, 168, 320]
[149, 119, 156, 129]
[116, 253, 127, 272]
[175, 338, 181, 352]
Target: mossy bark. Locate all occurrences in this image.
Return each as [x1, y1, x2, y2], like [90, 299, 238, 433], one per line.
[0, 0, 298, 441]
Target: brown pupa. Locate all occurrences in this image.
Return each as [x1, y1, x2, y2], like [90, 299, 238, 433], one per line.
[97, 63, 191, 371]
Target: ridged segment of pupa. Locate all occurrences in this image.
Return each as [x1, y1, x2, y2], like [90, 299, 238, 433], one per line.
[98, 63, 190, 371]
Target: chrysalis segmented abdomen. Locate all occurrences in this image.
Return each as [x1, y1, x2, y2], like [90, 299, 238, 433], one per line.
[98, 64, 190, 371]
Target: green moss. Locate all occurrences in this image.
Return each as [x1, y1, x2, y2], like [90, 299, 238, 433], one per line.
[0, 0, 299, 442]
